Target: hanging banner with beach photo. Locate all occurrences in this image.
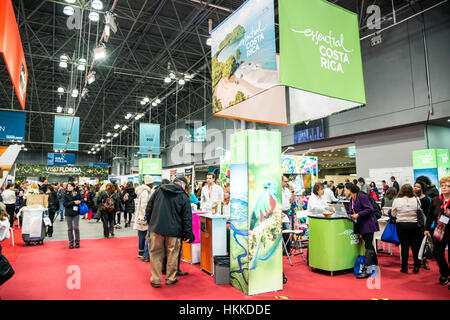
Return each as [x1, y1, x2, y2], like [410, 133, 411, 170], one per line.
[211, 0, 277, 115]
[53, 116, 80, 151]
[279, 0, 366, 123]
[139, 123, 160, 155]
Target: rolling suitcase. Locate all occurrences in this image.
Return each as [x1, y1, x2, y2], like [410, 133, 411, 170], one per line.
[19, 206, 48, 246]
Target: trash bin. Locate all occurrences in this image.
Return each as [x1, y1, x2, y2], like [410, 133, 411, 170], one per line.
[214, 255, 230, 285]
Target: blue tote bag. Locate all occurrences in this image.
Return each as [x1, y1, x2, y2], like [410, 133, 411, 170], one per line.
[78, 203, 89, 216]
[381, 217, 400, 245]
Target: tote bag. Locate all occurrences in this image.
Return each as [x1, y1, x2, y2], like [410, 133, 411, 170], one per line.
[78, 203, 89, 216]
[381, 217, 400, 245]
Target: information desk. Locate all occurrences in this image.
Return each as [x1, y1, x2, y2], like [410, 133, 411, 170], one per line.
[198, 213, 227, 275]
[182, 211, 204, 264]
[308, 214, 362, 275]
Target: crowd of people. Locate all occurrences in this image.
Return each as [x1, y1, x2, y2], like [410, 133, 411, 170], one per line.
[1, 171, 448, 291]
[302, 174, 449, 289]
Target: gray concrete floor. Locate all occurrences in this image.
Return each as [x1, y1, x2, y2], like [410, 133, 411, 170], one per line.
[46, 214, 138, 242]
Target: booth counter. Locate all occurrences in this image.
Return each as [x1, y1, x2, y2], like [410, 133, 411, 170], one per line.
[308, 212, 362, 275]
[198, 213, 227, 276]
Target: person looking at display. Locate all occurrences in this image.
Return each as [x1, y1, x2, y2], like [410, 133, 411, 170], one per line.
[391, 176, 400, 193]
[145, 176, 194, 288]
[328, 181, 336, 193]
[282, 176, 295, 253]
[357, 178, 370, 194]
[307, 183, 335, 214]
[2, 184, 16, 230]
[369, 182, 379, 201]
[425, 176, 450, 289]
[391, 184, 422, 274]
[381, 180, 389, 195]
[381, 187, 397, 208]
[414, 180, 432, 270]
[200, 173, 223, 215]
[323, 181, 338, 203]
[334, 183, 345, 199]
[416, 175, 439, 199]
[344, 183, 379, 279]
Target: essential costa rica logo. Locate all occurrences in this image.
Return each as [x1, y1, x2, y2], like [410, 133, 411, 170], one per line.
[291, 28, 353, 74]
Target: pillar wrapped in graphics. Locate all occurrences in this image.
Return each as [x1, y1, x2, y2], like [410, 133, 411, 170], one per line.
[229, 130, 282, 295]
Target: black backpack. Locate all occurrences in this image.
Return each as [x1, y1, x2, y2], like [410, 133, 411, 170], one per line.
[357, 192, 382, 219]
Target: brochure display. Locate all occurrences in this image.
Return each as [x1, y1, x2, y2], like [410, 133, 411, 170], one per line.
[308, 214, 362, 273]
[229, 130, 282, 295]
[199, 213, 227, 275]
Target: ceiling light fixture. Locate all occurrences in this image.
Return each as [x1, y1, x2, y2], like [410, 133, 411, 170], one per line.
[114, 124, 120, 129]
[63, 6, 74, 16]
[95, 144, 99, 147]
[122, 125, 128, 131]
[65, 0, 76, 3]
[206, 37, 212, 46]
[106, 139, 111, 143]
[71, 89, 79, 97]
[88, 11, 99, 22]
[57, 87, 64, 93]
[143, 97, 149, 103]
[106, 132, 111, 137]
[113, 133, 119, 138]
[169, 72, 176, 79]
[140, 100, 146, 105]
[67, 107, 74, 114]
[152, 102, 157, 107]
[155, 98, 161, 104]
[56, 106, 63, 113]
[91, 0, 103, 10]
[59, 61, 68, 68]
[100, 138, 105, 142]
[77, 64, 85, 71]
[164, 77, 171, 83]
[178, 79, 185, 85]
[94, 45, 106, 60]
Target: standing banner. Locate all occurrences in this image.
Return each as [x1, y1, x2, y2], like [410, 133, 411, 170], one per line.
[0, 0, 28, 109]
[413, 149, 450, 187]
[138, 158, 162, 175]
[0, 111, 26, 141]
[139, 123, 160, 155]
[211, 0, 277, 114]
[230, 130, 282, 296]
[53, 116, 80, 151]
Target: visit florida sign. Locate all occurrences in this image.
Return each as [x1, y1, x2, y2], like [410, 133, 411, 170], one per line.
[279, 0, 366, 105]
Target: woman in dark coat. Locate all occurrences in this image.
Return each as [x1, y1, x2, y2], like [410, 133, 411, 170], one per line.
[345, 183, 380, 279]
[46, 186, 59, 237]
[63, 183, 84, 249]
[99, 183, 121, 238]
[121, 182, 137, 228]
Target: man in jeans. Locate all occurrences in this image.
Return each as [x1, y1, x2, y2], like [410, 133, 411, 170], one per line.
[145, 176, 194, 288]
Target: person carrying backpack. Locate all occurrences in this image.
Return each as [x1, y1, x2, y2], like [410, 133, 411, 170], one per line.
[121, 182, 137, 228]
[99, 183, 120, 238]
[344, 183, 380, 279]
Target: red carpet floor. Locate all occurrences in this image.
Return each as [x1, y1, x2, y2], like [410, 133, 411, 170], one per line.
[0, 236, 449, 300]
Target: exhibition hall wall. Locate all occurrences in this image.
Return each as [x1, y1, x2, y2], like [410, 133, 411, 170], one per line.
[427, 125, 450, 150]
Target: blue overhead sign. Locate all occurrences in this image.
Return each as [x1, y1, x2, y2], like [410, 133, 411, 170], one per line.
[47, 153, 76, 165]
[53, 116, 80, 151]
[0, 111, 26, 141]
[139, 123, 160, 155]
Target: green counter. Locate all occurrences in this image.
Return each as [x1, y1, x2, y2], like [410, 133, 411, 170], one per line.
[308, 215, 363, 273]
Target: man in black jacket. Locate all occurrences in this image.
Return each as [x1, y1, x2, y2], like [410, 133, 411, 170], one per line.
[145, 176, 194, 288]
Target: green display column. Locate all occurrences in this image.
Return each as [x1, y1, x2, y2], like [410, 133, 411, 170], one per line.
[229, 130, 283, 296]
[308, 216, 362, 272]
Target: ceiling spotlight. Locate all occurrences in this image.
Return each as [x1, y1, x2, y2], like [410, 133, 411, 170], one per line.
[155, 98, 161, 104]
[135, 114, 141, 120]
[77, 64, 85, 71]
[122, 125, 128, 131]
[71, 89, 78, 97]
[91, 0, 103, 10]
[184, 74, 191, 81]
[100, 138, 105, 142]
[88, 11, 99, 22]
[169, 72, 176, 79]
[106, 139, 111, 143]
[88, 151, 91, 154]
[206, 37, 212, 46]
[106, 132, 111, 137]
[65, 0, 76, 3]
[178, 79, 185, 85]
[87, 71, 96, 84]
[143, 97, 150, 103]
[78, 58, 87, 65]
[114, 124, 120, 129]
[96, 148, 100, 151]
[95, 144, 99, 147]
[94, 45, 106, 60]
[59, 61, 68, 68]
[57, 87, 64, 93]
[23, 148, 28, 151]
[67, 107, 74, 114]
[60, 54, 69, 62]
[113, 133, 119, 138]
[152, 102, 157, 107]
[63, 6, 74, 16]
[140, 100, 146, 105]
[164, 77, 171, 83]
[101, 144, 105, 148]
[125, 113, 132, 119]
[56, 106, 63, 113]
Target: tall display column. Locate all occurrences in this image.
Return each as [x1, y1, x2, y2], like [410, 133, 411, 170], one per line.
[229, 130, 283, 296]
